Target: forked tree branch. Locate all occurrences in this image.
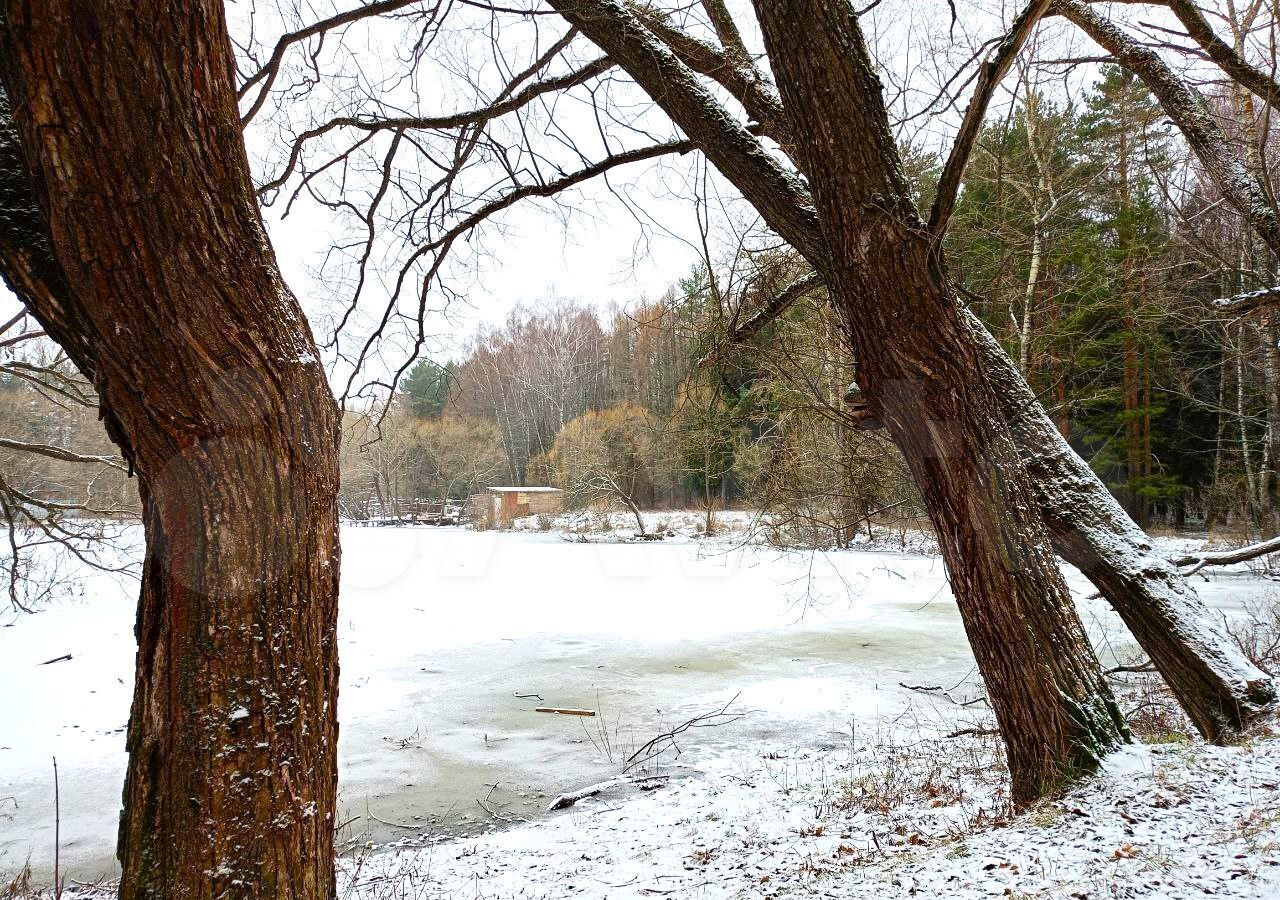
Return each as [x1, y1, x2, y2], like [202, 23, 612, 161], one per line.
[930, 0, 1054, 236]
[701, 0, 749, 61]
[546, 0, 827, 265]
[258, 52, 612, 196]
[238, 0, 433, 125]
[635, 8, 789, 145]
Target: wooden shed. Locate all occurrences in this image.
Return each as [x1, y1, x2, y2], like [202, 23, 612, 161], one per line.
[469, 486, 564, 528]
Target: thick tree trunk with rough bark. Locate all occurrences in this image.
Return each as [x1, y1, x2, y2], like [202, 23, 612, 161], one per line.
[1, 4, 341, 899]
[551, 0, 1127, 804]
[749, 0, 1126, 807]
[0, 83, 98, 380]
[562, 0, 1274, 749]
[970, 315, 1275, 736]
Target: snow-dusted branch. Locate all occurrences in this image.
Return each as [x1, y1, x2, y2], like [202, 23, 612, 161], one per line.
[1172, 534, 1280, 575]
[1214, 285, 1280, 317]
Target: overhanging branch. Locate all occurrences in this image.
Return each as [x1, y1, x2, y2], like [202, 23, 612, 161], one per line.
[930, 0, 1054, 237]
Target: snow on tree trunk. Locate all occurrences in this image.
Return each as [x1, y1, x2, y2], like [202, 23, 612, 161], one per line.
[1, 3, 341, 897]
[971, 314, 1275, 737]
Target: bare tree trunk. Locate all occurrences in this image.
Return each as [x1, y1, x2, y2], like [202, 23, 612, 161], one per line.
[1124, 316, 1145, 525]
[1238, 325, 1261, 533]
[1210, 334, 1230, 534]
[1021, 229, 1042, 377]
[971, 317, 1275, 737]
[1262, 322, 1280, 529]
[1, 4, 341, 898]
[1020, 86, 1051, 378]
[749, 0, 1126, 807]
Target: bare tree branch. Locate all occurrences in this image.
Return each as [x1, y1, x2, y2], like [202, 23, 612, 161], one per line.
[238, 0, 435, 125]
[258, 52, 612, 196]
[930, 0, 1054, 237]
[0, 437, 126, 470]
[546, 0, 826, 265]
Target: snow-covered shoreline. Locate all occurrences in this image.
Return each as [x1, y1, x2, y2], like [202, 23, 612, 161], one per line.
[329, 733, 1280, 900]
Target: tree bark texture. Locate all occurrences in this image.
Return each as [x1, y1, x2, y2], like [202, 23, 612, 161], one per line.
[0, 81, 98, 381]
[970, 315, 1275, 737]
[749, 0, 1127, 806]
[675, 0, 1272, 743]
[0, 4, 341, 898]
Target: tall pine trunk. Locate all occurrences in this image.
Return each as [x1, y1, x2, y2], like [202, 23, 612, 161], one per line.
[0, 4, 341, 898]
[751, 0, 1126, 806]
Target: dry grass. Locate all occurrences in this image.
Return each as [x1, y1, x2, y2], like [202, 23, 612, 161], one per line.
[1, 865, 33, 900]
[1222, 593, 1280, 673]
[0, 864, 112, 900]
[776, 715, 1015, 877]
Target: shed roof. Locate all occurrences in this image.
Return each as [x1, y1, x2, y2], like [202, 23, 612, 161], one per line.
[486, 486, 562, 493]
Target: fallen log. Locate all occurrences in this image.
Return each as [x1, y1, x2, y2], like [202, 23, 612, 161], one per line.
[1171, 534, 1280, 576]
[547, 774, 667, 811]
[546, 777, 624, 811]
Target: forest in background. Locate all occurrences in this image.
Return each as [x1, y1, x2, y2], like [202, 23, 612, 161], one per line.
[328, 66, 1280, 544]
[5, 66, 1280, 549]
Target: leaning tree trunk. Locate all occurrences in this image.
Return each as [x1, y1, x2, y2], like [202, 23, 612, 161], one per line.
[750, 0, 1126, 807]
[1, 4, 341, 899]
[969, 315, 1275, 736]
[551, 0, 1126, 804]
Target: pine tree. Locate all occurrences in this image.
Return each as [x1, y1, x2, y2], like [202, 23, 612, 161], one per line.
[400, 358, 454, 419]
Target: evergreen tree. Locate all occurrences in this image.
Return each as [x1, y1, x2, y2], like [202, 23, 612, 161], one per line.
[400, 358, 454, 419]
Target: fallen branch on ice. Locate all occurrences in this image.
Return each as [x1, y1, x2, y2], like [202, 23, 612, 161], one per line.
[535, 707, 596, 717]
[900, 682, 989, 707]
[1171, 533, 1280, 576]
[624, 693, 744, 772]
[546, 774, 668, 811]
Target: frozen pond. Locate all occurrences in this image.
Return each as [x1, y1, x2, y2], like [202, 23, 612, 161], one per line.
[0, 525, 1271, 882]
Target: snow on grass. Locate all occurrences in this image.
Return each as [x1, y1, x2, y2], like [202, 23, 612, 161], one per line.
[28, 728, 1280, 899]
[333, 728, 1280, 899]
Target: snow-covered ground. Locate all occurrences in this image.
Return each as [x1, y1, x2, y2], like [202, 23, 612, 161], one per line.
[334, 736, 1280, 899]
[2, 520, 1278, 897]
